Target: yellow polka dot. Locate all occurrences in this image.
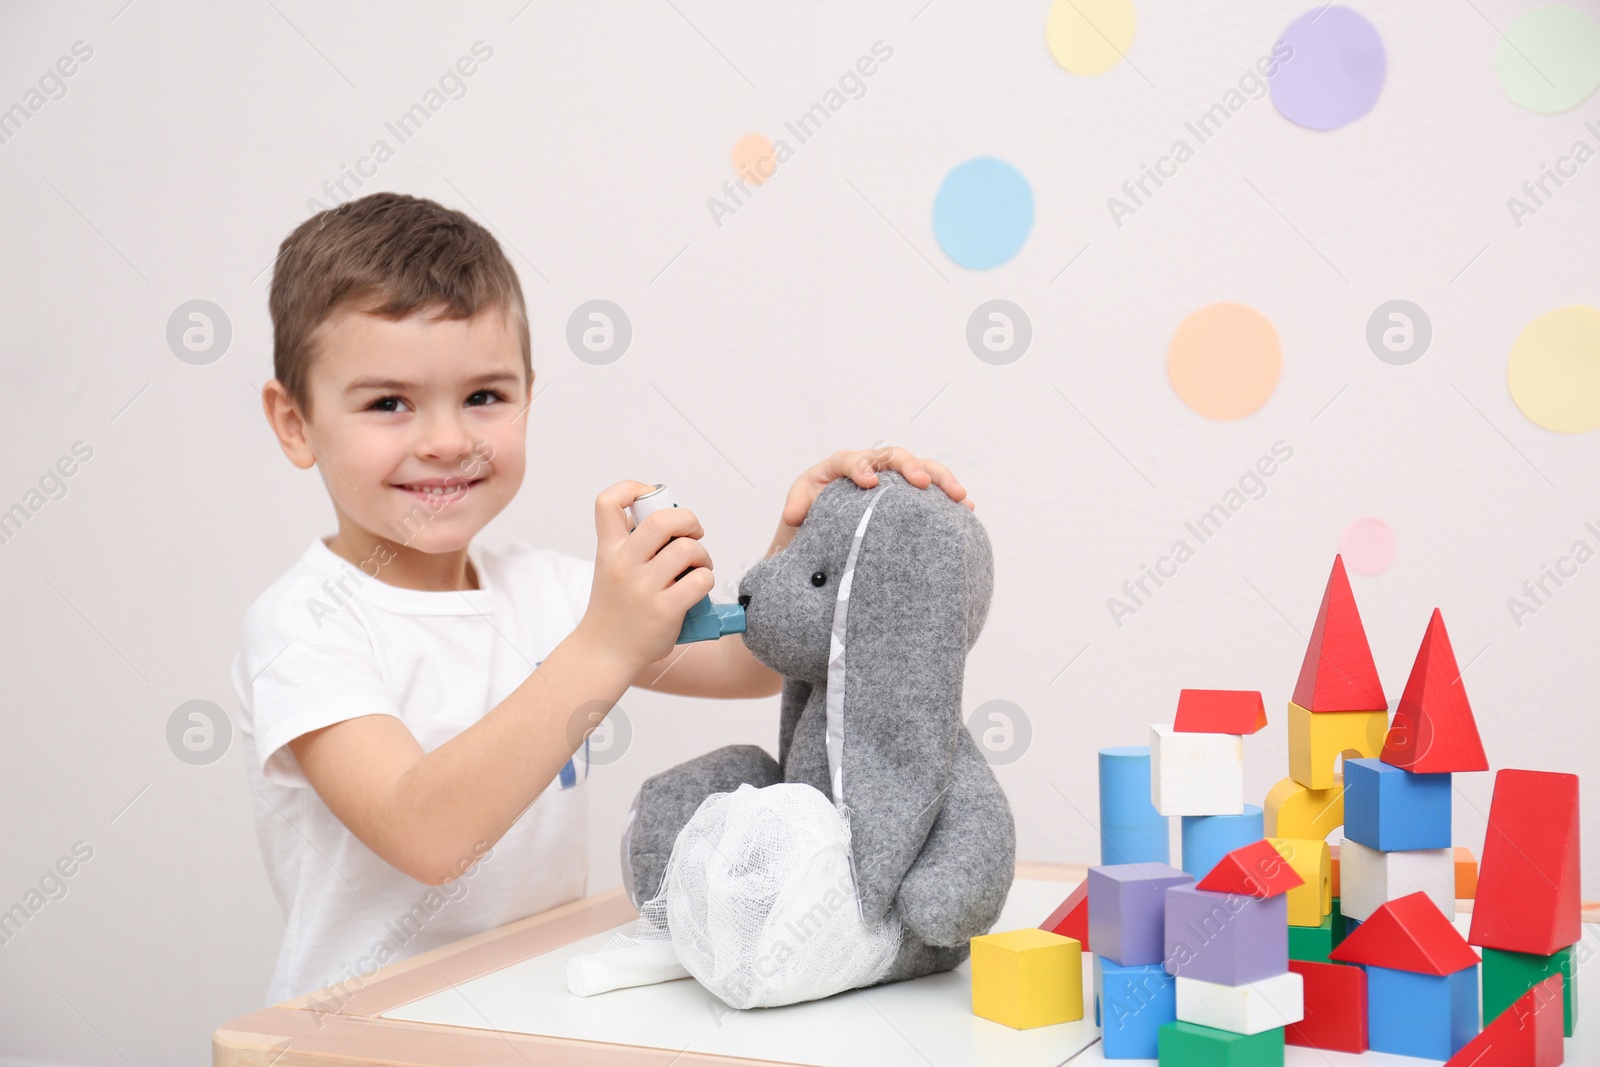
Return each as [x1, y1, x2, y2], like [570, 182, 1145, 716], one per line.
[1046, 0, 1136, 77]
[731, 133, 778, 186]
[1508, 305, 1600, 433]
[1167, 302, 1282, 420]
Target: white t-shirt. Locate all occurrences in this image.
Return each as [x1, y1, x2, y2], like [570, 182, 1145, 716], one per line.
[230, 537, 598, 1007]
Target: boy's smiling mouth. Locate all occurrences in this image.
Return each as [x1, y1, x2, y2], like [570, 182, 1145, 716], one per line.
[392, 477, 485, 502]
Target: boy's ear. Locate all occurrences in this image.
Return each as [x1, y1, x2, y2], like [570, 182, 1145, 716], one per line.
[261, 380, 317, 470]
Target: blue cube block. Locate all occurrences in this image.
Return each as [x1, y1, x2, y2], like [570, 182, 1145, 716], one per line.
[1367, 964, 1478, 1060]
[1180, 804, 1264, 880]
[1094, 955, 1176, 1059]
[1088, 863, 1193, 966]
[1344, 758, 1451, 851]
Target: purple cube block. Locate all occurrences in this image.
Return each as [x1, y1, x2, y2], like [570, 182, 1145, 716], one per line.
[1163, 884, 1288, 985]
[1088, 862, 1194, 966]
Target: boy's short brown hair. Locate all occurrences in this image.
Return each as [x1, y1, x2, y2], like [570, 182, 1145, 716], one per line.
[269, 192, 531, 412]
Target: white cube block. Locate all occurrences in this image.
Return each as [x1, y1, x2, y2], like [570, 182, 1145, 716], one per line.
[1176, 971, 1305, 1035]
[1339, 837, 1455, 922]
[1150, 724, 1244, 816]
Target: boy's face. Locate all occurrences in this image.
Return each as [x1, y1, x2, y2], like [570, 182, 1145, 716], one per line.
[279, 302, 531, 558]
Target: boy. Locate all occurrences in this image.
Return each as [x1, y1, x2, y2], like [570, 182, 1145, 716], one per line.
[233, 191, 973, 1007]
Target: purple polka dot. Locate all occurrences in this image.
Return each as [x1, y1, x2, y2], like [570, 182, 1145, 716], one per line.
[1270, 6, 1387, 130]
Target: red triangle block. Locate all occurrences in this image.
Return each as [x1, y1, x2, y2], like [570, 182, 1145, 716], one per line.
[1470, 769, 1582, 955]
[1381, 608, 1489, 772]
[1445, 974, 1565, 1066]
[1039, 879, 1089, 951]
[1196, 839, 1304, 898]
[1330, 891, 1480, 975]
[1293, 555, 1387, 713]
[1174, 689, 1268, 734]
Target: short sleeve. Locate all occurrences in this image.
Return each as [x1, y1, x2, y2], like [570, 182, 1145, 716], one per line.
[234, 580, 401, 789]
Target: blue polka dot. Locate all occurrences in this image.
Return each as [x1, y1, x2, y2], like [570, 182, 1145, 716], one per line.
[932, 157, 1034, 270]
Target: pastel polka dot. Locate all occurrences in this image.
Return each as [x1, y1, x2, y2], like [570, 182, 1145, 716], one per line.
[1497, 6, 1600, 114]
[1046, 0, 1136, 77]
[1340, 518, 1397, 576]
[932, 157, 1034, 270]
[1507, 305, 1600, 433]
[731, 133, 778, 186]
[1167, 302, 1282, 420]
[1269, 6, 1387, 130]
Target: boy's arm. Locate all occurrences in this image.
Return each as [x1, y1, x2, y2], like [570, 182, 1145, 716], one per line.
[288, 625, 639, 886]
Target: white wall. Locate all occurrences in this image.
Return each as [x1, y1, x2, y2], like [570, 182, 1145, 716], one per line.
[1, 1, 1595, 1063]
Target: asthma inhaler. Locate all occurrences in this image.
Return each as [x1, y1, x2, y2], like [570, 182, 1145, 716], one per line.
[624, 483, 747, 644]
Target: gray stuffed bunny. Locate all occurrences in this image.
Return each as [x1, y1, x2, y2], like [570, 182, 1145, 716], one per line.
[619, 470, 1016, 987]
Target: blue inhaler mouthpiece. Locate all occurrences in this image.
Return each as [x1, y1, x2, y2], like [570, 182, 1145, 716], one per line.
[624, 483, 747, 645]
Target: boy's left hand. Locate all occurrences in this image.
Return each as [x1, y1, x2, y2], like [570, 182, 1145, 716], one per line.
[780, 445, 974, 529]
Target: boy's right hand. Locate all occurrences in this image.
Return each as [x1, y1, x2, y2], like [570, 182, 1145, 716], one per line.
[577, 480, 715, 673]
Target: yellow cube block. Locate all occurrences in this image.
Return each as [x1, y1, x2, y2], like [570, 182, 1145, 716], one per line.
[970, 927, 1083, 1029]
[1265, 775, 1344, 840]
[1267, 836, 1332, 927]
[1287, 701, 1387, 789]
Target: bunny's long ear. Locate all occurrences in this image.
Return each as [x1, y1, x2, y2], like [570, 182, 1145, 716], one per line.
[831, 473, 993, 927]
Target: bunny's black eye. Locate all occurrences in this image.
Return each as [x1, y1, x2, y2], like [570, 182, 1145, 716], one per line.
[811, 571, 827, 587]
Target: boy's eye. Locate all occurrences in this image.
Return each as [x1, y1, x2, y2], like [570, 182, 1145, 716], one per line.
[466, 390, 507, 407]
[368, 396, 408, 413]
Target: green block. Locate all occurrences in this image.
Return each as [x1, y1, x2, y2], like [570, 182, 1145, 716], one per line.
[1289, 913, 1336, 964]
[1483, 945, 1577, 1038]
[1158, 1020, 1285, 1066]
[1330, 896, 1344, 948]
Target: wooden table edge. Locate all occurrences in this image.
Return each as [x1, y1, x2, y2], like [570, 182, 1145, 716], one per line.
[212, 859, 1596, 1066]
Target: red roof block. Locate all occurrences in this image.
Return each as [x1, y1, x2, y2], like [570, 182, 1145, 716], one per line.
[1330, 892, 1480, 976]
[1197, 839, 1304, 898]
[1469, 769, 1582, 955]
[1174, 689, 1268, 734]
[1039, 879, 1089, 951]
[1445, 974, 1565, 1066]
[1292, 555, 1387, 713]
[1380, 608, 1489, 773]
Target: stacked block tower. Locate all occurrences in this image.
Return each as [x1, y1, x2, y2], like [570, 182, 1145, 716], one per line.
[968, 554, 1581, 1065]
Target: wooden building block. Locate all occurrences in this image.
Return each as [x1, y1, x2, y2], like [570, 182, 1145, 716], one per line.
[1099, 745, 1171, 865]
[1287, 702, 1386, 790]
[1470, 768, 1582, 956]
[1339, 837, 1454, 922]
[1288, 913, 1337, 965]
[1181, 806, 1264, 882]
[1165, 885, 1288, 986]
[1380, 608, 1488, 773]
[1089, 863, 1194, 966]
[1265, 777, 1343, 840]
[1446, 974, 1565, 1066]
[1455, 846, 1478, 899]
[1331, 891, 1479, 976]
[1176, 971, 1303, 1035]
[1150, 724, 1243, 816]
[1196, 839, 1303, 899]
[970, 927, 1083, 1030]
[1158, 1020, 1286, 1066]
[1330, 845, 1340, 897]
[1039, 879, 1089, 952]
[1266, 838, 1331, 927]
[1286, 959, 1368, 1053]
[1483, 945, 1576, 1038]
[1292, 554, 1387, 712]
[1174, 689, 1268, 734]
[1344, 757, 1452, 851]
[1364, 964, 1478, 1060]
[1096, 955, 1176, 1058]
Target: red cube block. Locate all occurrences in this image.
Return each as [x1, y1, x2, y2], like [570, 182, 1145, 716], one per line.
[1286, 959, 1368, 1053]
